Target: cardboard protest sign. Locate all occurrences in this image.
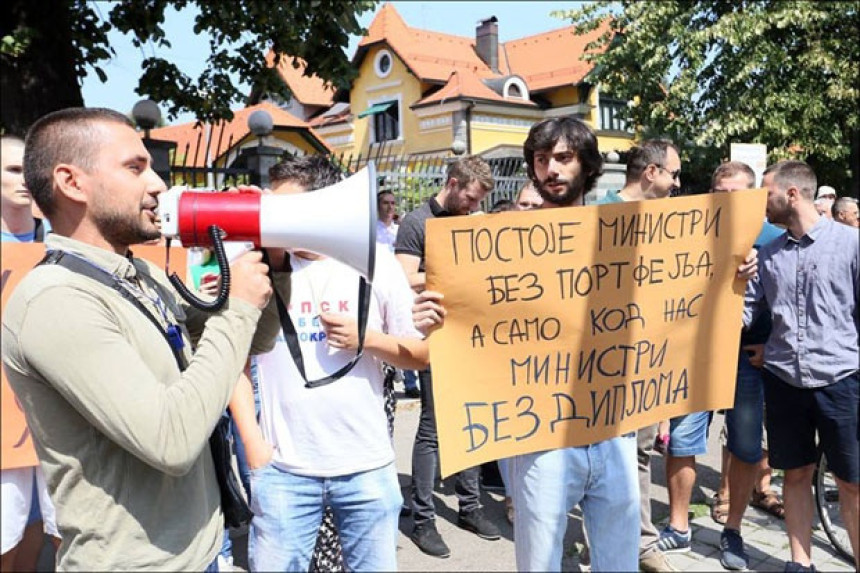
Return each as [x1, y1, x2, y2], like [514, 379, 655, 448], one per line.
[1, 243, 187, 470]
[426, 190, 766, 477]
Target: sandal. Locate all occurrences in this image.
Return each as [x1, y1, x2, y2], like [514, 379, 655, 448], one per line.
[750, 490, 785, 519]
[710, 493, 730, 525]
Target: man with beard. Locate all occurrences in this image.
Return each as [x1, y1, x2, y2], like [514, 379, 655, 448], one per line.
[506, 116, 639, 572]
[744, 160, 859, 572]
[395, 156, 498, 558]
[509, 117, 757, 572]
[2, 108, 274, 570]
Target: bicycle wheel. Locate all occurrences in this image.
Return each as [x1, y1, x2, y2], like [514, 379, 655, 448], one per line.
[813, 453, 854, 563]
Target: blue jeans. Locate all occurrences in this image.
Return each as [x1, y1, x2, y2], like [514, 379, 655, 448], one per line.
[249, 462, 402, 572]
[403, 369, 419, 392]
[725, 350, 765, 463]
[510, 435, 639, 572]
[667, 410, 712, 457]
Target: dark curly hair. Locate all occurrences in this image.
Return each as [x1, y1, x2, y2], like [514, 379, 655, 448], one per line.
[523, 117, 603, 194]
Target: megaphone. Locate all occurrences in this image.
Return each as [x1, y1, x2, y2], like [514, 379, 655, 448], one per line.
[159, 164, 378, 310]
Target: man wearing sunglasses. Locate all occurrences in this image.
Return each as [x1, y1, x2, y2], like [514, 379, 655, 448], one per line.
[592, 139, 683, 573]
[595, 139, 681, 204]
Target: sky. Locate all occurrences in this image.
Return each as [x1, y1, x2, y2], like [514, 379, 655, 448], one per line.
[80, 2, 587, 125]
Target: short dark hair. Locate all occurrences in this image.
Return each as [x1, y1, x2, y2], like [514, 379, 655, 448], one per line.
[377, 190, 395, 207]
[24, 107, 133, 217]
[625, 139, 680, 183]
[268, 155, 344, 191]
[710, 161, 755, 191]
[489, 198, 515, 213]
[523, 117, 603, 193]
[445, 155, 494, 192]
[763, 160, 817, 200]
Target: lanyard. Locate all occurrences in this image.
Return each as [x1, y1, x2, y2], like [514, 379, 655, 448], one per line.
[38, 250, 187, 369]
[266, 253, 371, 389]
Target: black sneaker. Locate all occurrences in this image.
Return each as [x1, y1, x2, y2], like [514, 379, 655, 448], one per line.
[410, 521, 450, 558]
[404, 387, 420, 399]
[784, 562, 817, 573]
[457, 508, 501, 540]
[719, 528, 748, 570]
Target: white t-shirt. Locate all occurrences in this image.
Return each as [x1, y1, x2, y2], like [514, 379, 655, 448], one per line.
[376, 220, 399, 252]
[256, 245, 421, 477]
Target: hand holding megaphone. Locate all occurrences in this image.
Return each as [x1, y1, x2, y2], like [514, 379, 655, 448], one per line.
[228, 251, 272, 311]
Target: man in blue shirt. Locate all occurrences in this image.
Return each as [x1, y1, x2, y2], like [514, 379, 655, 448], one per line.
[744, 160, 859, 572]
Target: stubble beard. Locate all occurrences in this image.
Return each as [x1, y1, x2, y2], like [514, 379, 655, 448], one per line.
[95, 208, 161, 247]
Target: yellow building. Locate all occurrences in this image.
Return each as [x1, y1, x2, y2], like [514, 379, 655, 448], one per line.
[260, 3, 635, 161]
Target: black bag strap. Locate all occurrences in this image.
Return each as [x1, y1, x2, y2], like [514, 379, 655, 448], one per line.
[38, 250, 187, 371]
[266, 252, 372, 389]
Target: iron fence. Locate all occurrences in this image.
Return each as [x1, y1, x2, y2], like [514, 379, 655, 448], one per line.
[165, 126, 529, 214]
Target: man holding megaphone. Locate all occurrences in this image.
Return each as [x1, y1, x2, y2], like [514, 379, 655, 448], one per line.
[2, 108, 276, 571]
[228, 155, 442, 572]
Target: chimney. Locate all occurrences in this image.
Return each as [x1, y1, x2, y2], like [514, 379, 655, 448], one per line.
[476, 16, 499, 73]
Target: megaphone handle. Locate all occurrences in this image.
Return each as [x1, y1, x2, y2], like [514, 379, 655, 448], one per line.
[169, 225, 232, 312]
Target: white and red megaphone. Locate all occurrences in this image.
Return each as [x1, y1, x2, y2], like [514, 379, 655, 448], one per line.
[158, 164, 377, 310]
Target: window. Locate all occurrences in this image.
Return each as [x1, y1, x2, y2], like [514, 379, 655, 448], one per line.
[600, 99, 626, 131]
[503, 77, 529, 101]
[372, 101, 399, 143]
[599, 97, 630, 132]
[374, 50, 393, 78]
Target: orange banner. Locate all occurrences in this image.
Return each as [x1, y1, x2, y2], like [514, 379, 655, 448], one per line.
[426, 190, 766, 477]
[1, 243, 188, 470]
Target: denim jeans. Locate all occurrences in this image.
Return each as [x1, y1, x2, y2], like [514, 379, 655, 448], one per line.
[510, 435, 639, 572]
[725, 350, 765, 464]
[248, 462, 402, 572]
[411, 368, 481, 525]
[402, 369, 419, 392]
[667, 410, 712, 457]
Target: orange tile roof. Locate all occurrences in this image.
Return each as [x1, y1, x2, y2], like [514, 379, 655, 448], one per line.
[502, 21, 611, 92]
[358, 2, 494, 83]
[357, 3, 610, 94]
[265, 51, 336, 107]
[148, 102, 329, 168]
[414, 71, 536, 107]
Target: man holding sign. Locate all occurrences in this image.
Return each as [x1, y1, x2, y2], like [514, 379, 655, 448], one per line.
[504, 117, 641, 572]
[420, 117, 761, 572]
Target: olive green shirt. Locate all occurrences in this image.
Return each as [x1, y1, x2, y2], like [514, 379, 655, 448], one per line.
[1, 234, 275, 571]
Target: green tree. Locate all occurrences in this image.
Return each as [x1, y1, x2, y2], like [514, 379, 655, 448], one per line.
[1, 0, 376, 135]
[556, 1, 860, 194]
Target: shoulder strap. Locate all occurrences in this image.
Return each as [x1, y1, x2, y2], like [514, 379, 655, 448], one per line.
[38, 250, 187, 371]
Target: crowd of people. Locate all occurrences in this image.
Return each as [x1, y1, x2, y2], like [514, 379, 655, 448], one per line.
[1, 109, 858, 573]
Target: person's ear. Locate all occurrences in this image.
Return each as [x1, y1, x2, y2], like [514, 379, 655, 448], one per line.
[53, 164, 88, 204]
[643, 164, 658, 183]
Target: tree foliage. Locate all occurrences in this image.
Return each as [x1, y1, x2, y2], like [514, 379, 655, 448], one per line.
[555, 1, 860, 192]
[1, 0, 376, 134]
